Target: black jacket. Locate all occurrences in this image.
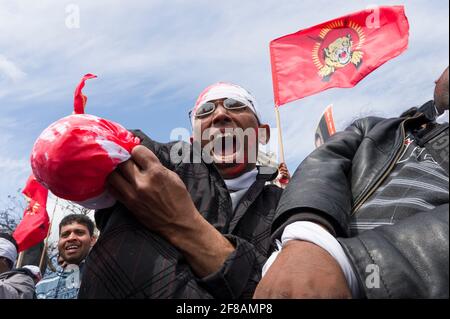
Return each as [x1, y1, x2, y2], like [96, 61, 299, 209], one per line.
[273, 107, 449, 298]
[78, 130, 282, 299]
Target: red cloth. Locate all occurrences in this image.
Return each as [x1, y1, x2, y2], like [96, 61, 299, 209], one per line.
[30, 74, 140, 205]
[13, 175, 49, 252]
[74, 74, 97, 114]
[270, 5, 409, 106]
[31, 114, 140, 202]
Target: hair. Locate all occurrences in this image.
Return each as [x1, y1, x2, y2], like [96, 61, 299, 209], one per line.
[0, 232, 18, 252]
[59, 214, 95, 237]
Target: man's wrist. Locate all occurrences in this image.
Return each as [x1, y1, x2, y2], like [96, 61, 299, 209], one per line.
[163, 209, 235, 277]
[281, 221, 361, 297]
[158, 205, 202, 245]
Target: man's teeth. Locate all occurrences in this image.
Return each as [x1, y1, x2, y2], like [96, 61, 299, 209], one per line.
[213, 135, 235, 157]
[218, 132, 234, 138]
[67, 245, 78, 250]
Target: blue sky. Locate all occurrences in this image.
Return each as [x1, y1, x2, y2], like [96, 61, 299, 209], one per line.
[0, 0, 449, 214]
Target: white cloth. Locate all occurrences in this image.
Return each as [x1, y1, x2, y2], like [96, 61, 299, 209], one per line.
[224, 169, 258, 211]
[23, 265, 42, 281]
[228, 189, 248, 212]
[0, 237, 18, 266]
[74, 189, 116, 209]
[224, 169, 258, 192]
[192, 82, 261, 125]
[262, 221, 361, 298]
[436, 109, 448, 123]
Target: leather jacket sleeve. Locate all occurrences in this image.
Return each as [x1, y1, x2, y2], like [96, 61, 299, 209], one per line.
[272, 117, 383, 238]
[272, 116, 449, 298]
[338, 204, 449, 298]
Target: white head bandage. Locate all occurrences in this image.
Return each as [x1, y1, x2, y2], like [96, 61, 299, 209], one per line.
[0, 237, 18, 266]
[191, 82, 261, 126]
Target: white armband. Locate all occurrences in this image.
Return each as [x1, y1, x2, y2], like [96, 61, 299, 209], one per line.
[262, 221, 361, 298]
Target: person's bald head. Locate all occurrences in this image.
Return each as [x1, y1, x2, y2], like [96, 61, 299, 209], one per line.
[434, 67, 449, 115]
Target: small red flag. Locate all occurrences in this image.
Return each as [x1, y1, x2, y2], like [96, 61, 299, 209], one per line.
[13, 175, 50, 252]
[315, 104, 336, 148]
[73, 73, 97, 114]
[270, 5, 409, 106]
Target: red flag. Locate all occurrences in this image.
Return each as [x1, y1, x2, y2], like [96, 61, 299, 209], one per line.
[270, 5, 409, 106]
[13, 175, 50, 252]
[315, 104, 336, 148]
[73, 73, 97, 114]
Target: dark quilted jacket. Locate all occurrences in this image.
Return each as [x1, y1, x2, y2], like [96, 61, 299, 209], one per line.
[78, 130, 282, 299]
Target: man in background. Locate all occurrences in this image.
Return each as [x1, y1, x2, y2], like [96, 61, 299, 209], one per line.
[36, 214, 96, 299]
[0, 232, 37, 298]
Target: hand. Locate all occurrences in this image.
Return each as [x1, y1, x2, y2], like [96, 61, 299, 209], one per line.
[107, 145, 234, 277]
[277, 163, 290, 185]
[278, 163, 290, 180]
[107, 145, 199, 237]
[254, 240, 352, 299]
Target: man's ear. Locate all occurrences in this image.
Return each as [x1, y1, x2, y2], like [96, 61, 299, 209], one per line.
[258, 124, 271, 145]
[90, 235, 97, 247]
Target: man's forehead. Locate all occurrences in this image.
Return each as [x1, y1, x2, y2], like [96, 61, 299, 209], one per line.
[205, 98, 228, 103]
[60, 222, 88, 232]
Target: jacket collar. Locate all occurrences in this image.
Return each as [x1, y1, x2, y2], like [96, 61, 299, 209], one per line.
[227, 166, 279, 233]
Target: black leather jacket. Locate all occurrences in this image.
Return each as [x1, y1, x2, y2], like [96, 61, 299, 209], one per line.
[273, 109, 449, 298]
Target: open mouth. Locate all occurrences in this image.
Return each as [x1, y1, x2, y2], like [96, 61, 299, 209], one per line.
[211, 132, 242, 163]
[65, 244, 80, 253]
[338, 50, 350, 64]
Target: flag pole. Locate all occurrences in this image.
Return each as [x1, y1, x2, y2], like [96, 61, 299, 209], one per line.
[16, 251, 24, 268]
[275, 106, 285, 163]
[38, 196, 59, 271]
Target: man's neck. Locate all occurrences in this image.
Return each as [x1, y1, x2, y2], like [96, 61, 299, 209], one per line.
[217, 163, 256, 180]
[223, 168, 258, 192]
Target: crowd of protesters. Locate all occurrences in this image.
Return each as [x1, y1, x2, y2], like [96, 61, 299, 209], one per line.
[0, 66, 448, 299]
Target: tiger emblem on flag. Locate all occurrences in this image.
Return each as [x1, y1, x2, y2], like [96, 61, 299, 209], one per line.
[319, 35, 363, 78]
[312, 20, 366, 81]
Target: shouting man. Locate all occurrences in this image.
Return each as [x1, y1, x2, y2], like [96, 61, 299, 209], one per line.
[78, 82, 288, 298]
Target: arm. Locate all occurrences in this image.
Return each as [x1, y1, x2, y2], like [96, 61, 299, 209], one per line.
[108, 145, 234, 278]
[273, 119, 371, 238]
[339, 204, 449, 298]
[255, 119, 374, 299]
[108, 145, 262, 298]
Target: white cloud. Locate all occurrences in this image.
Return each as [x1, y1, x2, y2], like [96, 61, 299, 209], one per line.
[0, 55, 26, 82]
[0, 156, 30, 197]
[0, 0, 448, 203]
[0, 129, 32, 201]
